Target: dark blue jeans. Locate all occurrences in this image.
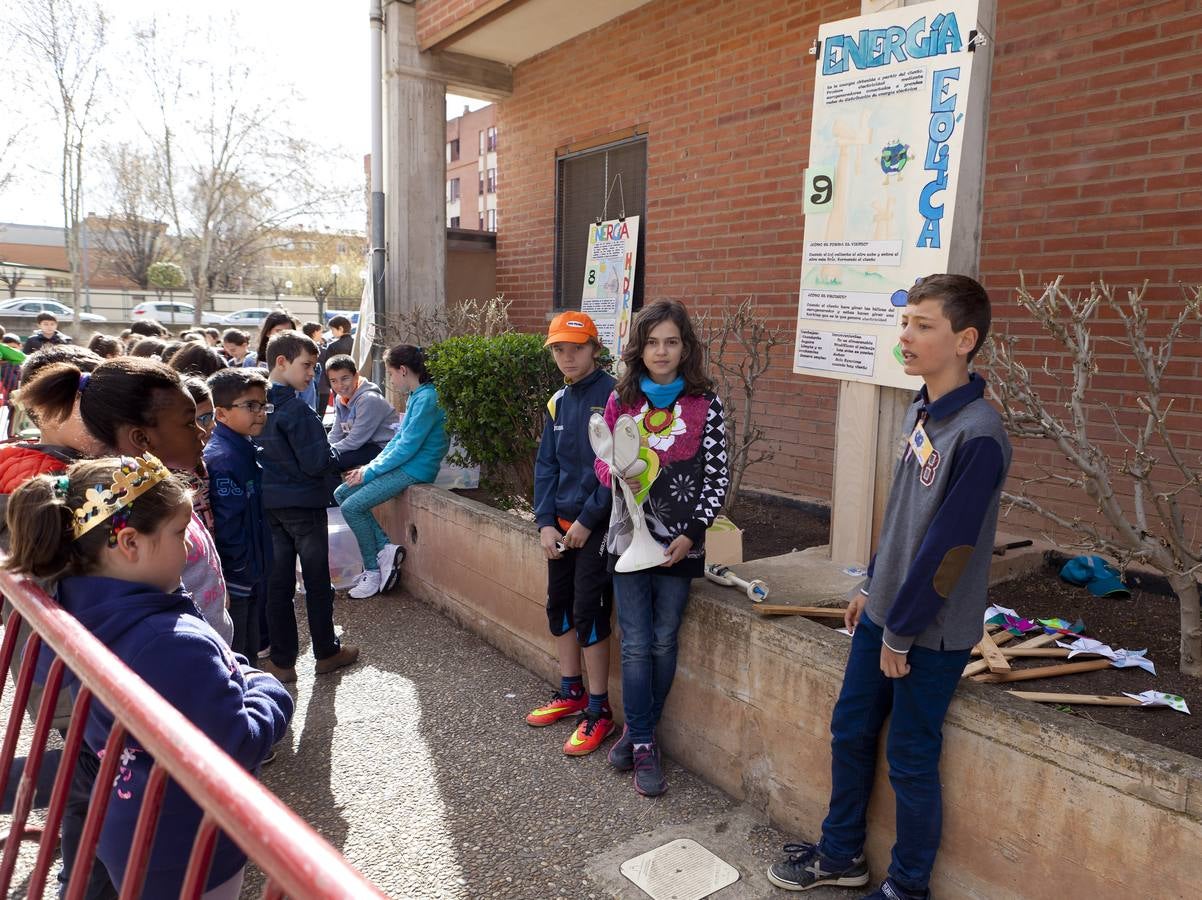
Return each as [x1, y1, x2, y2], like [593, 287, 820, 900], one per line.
[613, 571, 692, 744]
[58, 742, 117, 899]
[266, 507, 340, 667]
[335, 442, 383, 472]
[228, 587, 261, 661]
[818, 613, 969, 893]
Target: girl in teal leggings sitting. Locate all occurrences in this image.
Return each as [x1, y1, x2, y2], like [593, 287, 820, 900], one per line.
[336, 345, 448, 598]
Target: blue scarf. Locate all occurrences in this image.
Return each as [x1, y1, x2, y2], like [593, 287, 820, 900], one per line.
[640, 375, 684, 409]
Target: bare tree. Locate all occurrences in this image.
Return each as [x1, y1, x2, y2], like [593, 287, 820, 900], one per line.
[986, 276, 1202, 675]
[0, 269, 27, 298]
[697, 297, 789, 511]
[0, 130, 20, 198]
[14, 0, 108, 320]
[382, 297, 513, 350]
[96, 143, 169, 288]
[136, 19, 348, 325]
[269, 276, 291, 302]
[200, 183, 272, 295]
[304, 273, 333, 322]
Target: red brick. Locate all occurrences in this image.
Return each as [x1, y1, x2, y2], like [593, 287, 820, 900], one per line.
[466, 0, 1202, 530]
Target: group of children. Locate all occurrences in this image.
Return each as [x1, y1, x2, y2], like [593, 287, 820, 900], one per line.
[0, 271, 1006, 899]
[0, 306, 450, 895]
[530, 277, 1009, 900]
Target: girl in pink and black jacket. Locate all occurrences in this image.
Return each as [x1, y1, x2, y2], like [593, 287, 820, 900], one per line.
[593, 299, 728, 797]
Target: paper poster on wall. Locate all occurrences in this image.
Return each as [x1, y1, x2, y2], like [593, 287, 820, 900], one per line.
[793, 0, 982, 389]
[581, 216, 640, 361]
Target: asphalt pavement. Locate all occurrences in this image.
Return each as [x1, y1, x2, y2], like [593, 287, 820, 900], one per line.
[244, 588, 855, 900]
[0, 585, 853, 899]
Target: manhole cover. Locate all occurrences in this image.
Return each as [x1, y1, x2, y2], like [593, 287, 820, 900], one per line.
[620, 838, 739, 900]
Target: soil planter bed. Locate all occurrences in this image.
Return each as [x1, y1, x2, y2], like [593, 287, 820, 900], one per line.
[377, 486, 1202, 899]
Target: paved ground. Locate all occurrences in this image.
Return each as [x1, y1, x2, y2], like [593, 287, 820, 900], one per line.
[245, 588, 854, 899]
[3, 587, 853, 899]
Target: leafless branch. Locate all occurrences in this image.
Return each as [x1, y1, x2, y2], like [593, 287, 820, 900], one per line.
[697, 297, 788, 511]
[984, 276, 1202, 673]
[14, 0, 109, 318]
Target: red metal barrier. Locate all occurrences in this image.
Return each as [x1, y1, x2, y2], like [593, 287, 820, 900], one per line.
[0, 570, 389, 899]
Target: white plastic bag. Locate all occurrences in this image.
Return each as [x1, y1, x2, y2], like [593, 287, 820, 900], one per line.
[298, 507, 362, 592]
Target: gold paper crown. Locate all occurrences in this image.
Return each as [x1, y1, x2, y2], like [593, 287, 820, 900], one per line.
[72, 453, 173, 540]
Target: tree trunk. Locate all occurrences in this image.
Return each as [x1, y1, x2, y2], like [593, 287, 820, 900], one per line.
[1168, 573, 1202, 676]
[192, 235, 212, 327]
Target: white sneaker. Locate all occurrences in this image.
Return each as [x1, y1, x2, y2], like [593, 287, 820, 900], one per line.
[377, 543, 405, 591]
[348, 569, 382, 599]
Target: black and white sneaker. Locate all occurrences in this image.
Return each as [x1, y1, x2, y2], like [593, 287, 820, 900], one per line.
[766, 841, 869, 891]
[376, 543, 405, 591]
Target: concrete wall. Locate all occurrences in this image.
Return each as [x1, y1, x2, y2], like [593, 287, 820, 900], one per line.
[377, 485, 1202, 899]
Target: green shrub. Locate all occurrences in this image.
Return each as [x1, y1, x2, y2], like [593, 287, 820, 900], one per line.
[427, 332, 559, 501]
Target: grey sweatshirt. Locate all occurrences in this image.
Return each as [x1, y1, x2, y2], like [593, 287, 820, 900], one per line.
[329, 378, 400, 452]
[863, 374, 1012, 653]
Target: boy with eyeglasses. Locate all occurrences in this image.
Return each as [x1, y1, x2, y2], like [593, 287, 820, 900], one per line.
[204, 367, 275, 659]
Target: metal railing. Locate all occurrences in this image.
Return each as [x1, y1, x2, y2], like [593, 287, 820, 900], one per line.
[0, 570, 388, 899]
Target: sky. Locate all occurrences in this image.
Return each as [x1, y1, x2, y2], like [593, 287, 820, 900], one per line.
[2, 0, 490, 230]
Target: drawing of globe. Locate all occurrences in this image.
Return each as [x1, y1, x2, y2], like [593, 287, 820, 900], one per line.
[880, 140, 910, 175]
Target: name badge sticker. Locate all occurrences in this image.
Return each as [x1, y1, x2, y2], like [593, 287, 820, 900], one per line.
[908, 423, 934, 466]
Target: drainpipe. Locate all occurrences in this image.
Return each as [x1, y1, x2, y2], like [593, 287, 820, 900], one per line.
[370, 0, 387, 382]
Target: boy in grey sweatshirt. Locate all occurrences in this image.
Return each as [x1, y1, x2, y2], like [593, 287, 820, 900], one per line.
[768, 275, 1011, 900]
[326, 354, 400, 470]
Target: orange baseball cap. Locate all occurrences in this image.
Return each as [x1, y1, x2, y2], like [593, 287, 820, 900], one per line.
[544, 311, 599, 346]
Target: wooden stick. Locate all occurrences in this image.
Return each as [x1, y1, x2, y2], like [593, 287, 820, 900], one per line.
[997, 648, 1069, 659]
[970, 625, 1018, 656]
[963, 632, 1060, 677]
[977, 628, 1011, 673]
[752, 605, 847, 618]
[999, 648, 1091, 658]
[1006, 691, 1143, 707]
[990, 630, 1019, 649]
[972, 659, 1112, 684]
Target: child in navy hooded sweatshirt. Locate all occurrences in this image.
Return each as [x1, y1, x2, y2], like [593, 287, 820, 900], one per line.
[4, 454, 293, 899]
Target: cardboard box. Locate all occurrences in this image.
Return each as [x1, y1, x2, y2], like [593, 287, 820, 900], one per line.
[705, 515, 744, 565]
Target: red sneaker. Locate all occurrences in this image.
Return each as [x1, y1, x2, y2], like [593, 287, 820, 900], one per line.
[563, 711, 617, 756]
[525, 691, 587, 726]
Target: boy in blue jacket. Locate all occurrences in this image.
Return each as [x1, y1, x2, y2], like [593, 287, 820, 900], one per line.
[528, 311, 617, 756]
[767, 275, 1012, 899]
[205, 367, 274, 660]
[255, 331, 360, 683]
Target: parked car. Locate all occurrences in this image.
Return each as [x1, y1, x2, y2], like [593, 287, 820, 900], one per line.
[0, 297, 107, 323]
[130, 300, 226, 326]
[222, 307, 275, 328]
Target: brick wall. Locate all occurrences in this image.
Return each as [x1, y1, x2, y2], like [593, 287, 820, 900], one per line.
[416, 0, 499, 48]
[982, 0, 1202, 539]
[487, 0, 1202, 538]
[497, 0, 851, 504]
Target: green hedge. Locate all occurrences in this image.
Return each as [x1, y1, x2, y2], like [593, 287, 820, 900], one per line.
[427, 332, 560, 500]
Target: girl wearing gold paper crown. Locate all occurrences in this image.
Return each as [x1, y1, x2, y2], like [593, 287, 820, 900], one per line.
[3, 455, 293, 899]
[18, 356, 234, 644]
[592, 299, 728, 797]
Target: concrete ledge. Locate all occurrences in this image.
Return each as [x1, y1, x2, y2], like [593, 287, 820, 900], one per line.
[376, 486, 1202, 899]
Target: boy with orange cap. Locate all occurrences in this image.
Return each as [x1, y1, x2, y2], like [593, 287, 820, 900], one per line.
[527, 311, 617, 756]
